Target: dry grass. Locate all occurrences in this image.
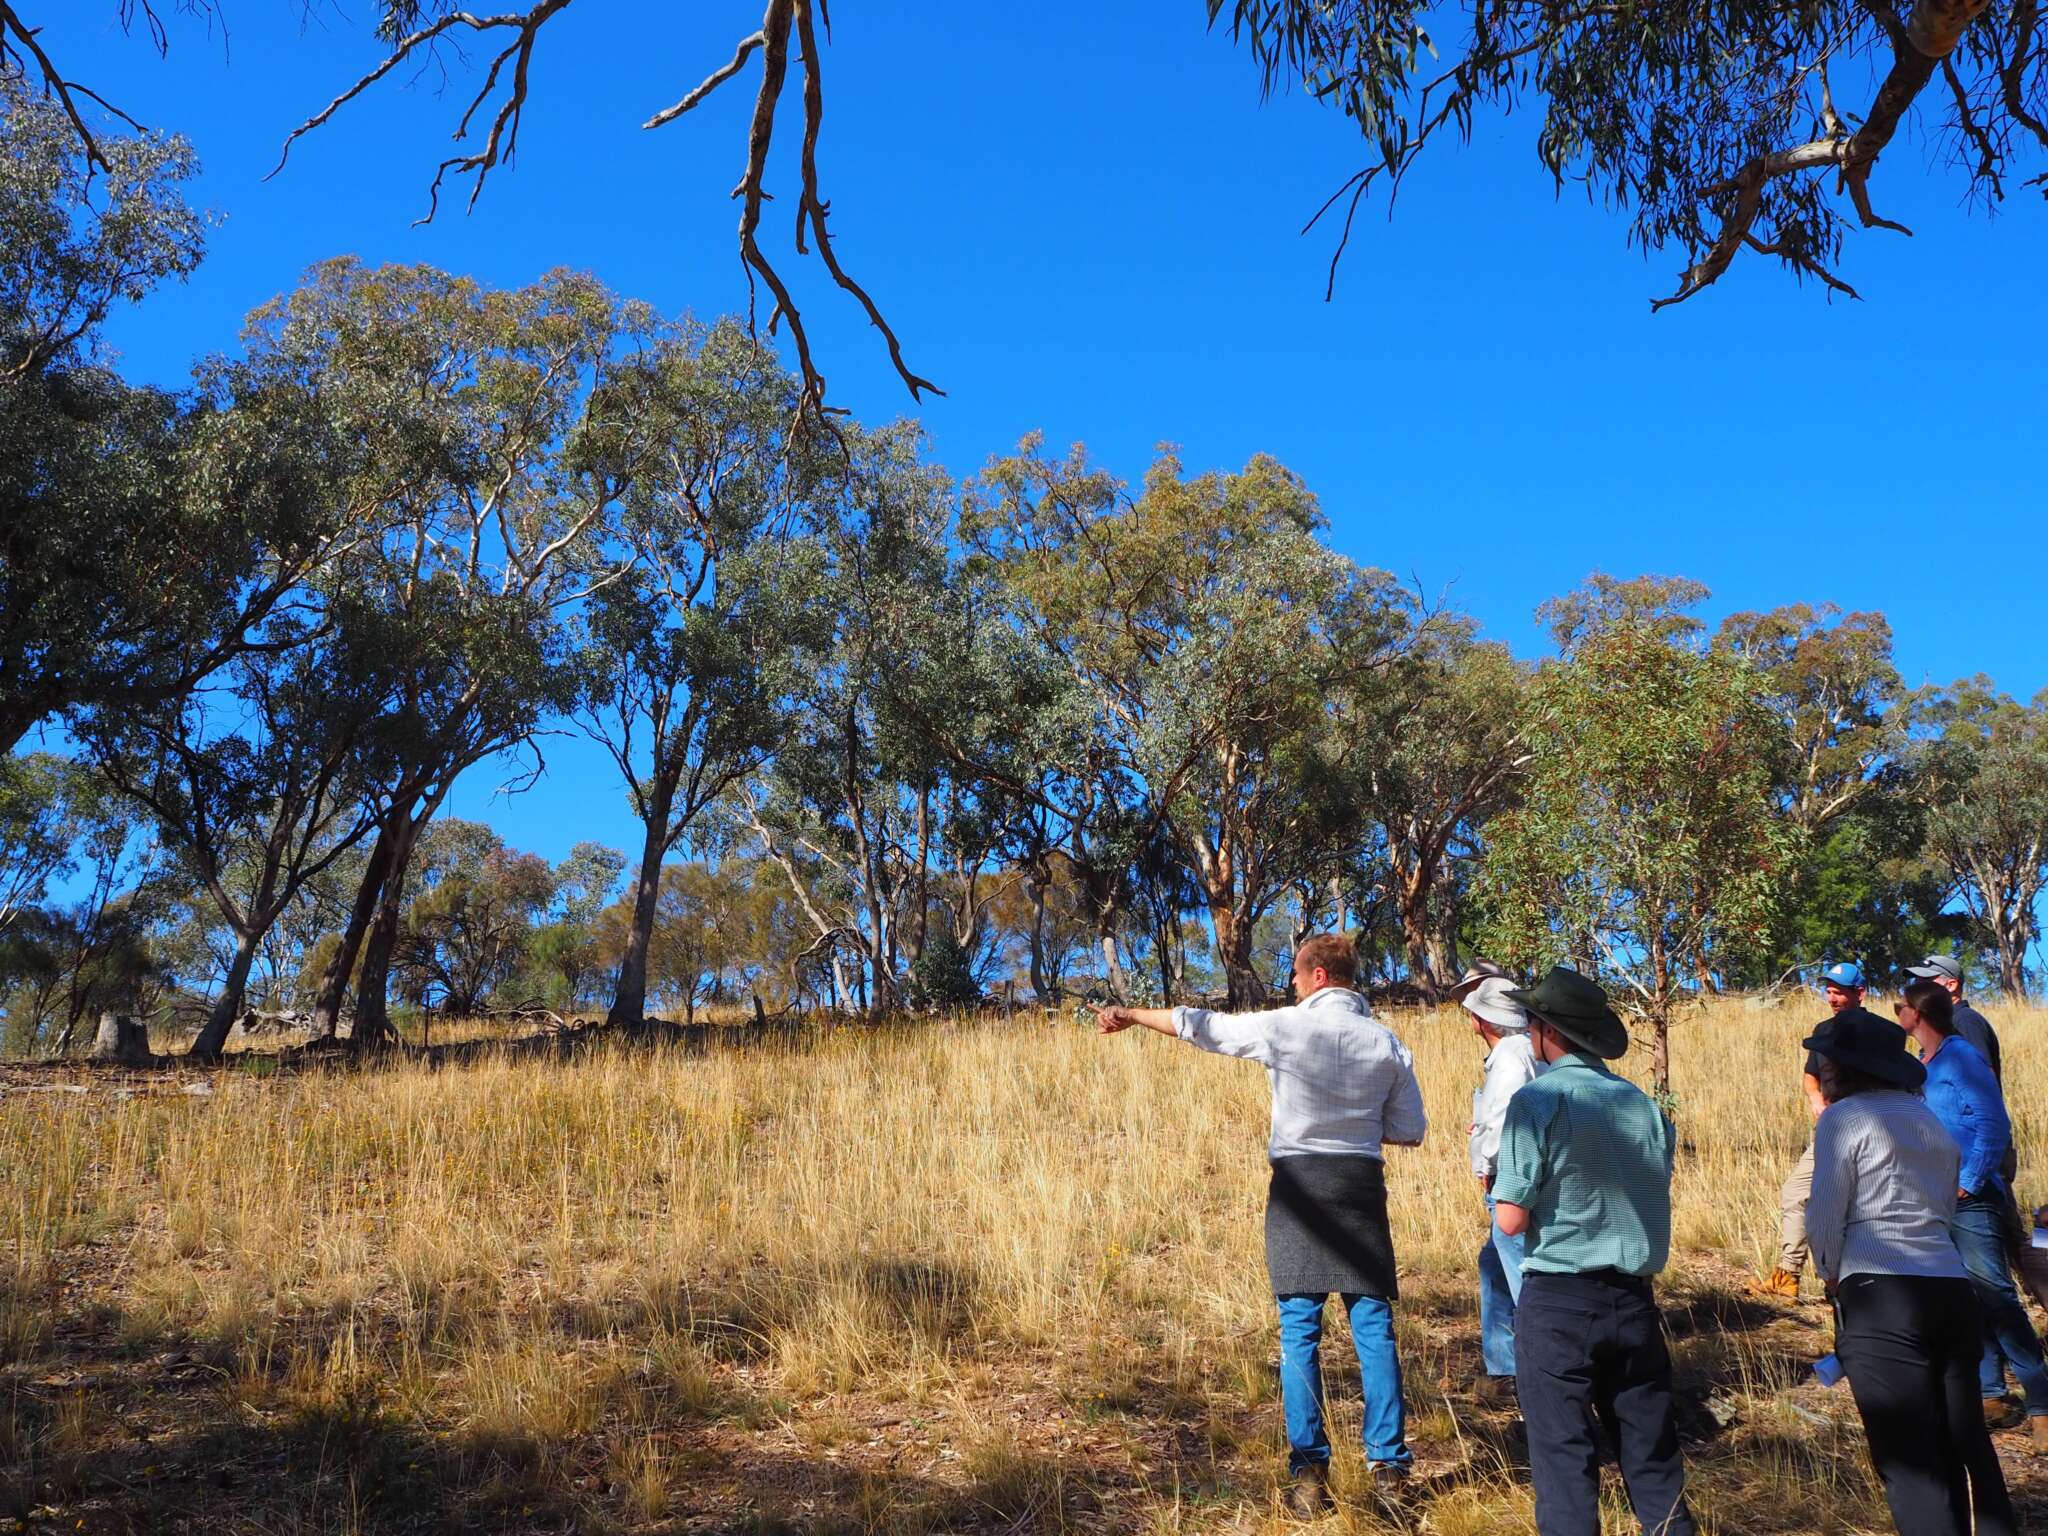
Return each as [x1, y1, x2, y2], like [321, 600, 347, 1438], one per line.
[2, 995, 2046, 1532]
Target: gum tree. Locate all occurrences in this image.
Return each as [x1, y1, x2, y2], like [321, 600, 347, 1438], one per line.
[85, 608, 391, 1058]
[570, 319, 818, 1027]
[1920, 682, 2048, 997]
[1353, 622, 1530, 999]
[739, 426, 952, 1017]
[966, 440, 1418, 1007]
[1, 79, 346, 757]
[243, 260, 633, 1045]
[1479, 621, 1800, 1095]
[1214, 0, 2048, 305]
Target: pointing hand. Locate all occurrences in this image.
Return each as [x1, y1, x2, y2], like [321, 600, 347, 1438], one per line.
[1096, 1005, 1134, 1034]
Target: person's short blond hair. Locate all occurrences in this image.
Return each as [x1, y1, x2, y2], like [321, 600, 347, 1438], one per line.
[1294, 933, 1357, 987]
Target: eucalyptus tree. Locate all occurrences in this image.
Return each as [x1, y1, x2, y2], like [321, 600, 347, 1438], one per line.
[904, 489, 1147, 1002]
[0, 753, 75, 934]
[84, 604, 394, 1058]
[237, 259, 638, 1043]
[1717, 604, 1910, 833]
[1919, 681, 2048, 997]
[570, 319, 820, 1027]
[1478, 622, 1800, 1095]
[1714, 604, 1930, 982]
[1536, 572, 1713, 657]
[1213, 0, 2048, 305]
[739, 425, 954, 1016]
[392, 820, 557, 1016]
[0, 758, 146, 1053]
[0, 81, 347, 757]
[1352, 621, 1531, 999]
[966, 438, 1416, 1007]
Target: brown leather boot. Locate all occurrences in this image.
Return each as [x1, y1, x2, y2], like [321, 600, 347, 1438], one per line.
[1750, 1267, 1800, 1301]
[1285, 1460, 1333, 1519]
[2032, 1415, 2048, 1452]
[1983, 1395, 2023, 1429]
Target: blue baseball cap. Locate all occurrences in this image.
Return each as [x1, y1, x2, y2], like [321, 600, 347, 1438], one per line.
[1820, 961, 1865, 989]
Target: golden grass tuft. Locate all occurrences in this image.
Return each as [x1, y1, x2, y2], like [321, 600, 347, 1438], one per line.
[1, 993, 2044, 1530]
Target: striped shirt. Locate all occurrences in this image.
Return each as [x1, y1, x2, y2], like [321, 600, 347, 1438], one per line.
[1804, 1090, 1967, 1284]
[1492, 1053, 1676, 1277]
[1172, 986, 1427, 1160]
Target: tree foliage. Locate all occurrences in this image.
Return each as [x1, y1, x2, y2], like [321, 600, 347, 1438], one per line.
[1213, 0, 2048, 305]
[1479, 620, 1803, 1092]
[1920, 680, 2048, 997]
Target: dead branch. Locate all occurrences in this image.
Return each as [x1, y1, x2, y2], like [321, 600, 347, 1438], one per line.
[640, 0, 939, 433]
[270, 0, 573, 224]
[643, 27, 765, 129]
[791, 0, 941, 403]
[2001, 0, 2048, 148]
[0, 0, 148, 170]
[475, 997, 570, 1030]
[1945, 57, 2007, 192]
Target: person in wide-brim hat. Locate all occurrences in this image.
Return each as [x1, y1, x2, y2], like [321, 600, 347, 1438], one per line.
[1488, 965, 1698, 1535]
[1450, 959, 1512, 1005]
[1506, 966, 1630, 1059]
[1801, 1007, 1926, 1091]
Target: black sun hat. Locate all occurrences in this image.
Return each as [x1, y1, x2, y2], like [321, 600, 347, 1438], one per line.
[1505, 966, 1629, 1059]
[1802, 1006, 1925, 1091]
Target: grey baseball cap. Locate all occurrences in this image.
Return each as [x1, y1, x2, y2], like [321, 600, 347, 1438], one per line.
[1906, 955, 1963, 983]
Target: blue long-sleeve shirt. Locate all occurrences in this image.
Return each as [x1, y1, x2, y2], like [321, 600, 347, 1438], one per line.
[1922, 1034, 2011, 1196]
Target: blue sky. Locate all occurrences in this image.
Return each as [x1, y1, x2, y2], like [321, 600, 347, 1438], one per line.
[35, 2, 2048, 866]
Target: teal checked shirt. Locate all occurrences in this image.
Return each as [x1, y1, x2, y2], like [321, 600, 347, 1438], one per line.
[1491, 1053, 1678, 1278]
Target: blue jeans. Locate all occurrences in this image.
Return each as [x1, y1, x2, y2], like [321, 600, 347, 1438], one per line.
[1480, 1195, 1527, 1377]
[1276, 1292, 1412, 1473]
[1951, 1195, 2048, 1416]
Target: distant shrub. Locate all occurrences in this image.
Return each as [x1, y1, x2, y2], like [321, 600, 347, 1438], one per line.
[908, 931, 979, 1012]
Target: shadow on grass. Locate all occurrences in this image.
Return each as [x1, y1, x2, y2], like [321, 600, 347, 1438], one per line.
[12, 1271, 2048, 1535]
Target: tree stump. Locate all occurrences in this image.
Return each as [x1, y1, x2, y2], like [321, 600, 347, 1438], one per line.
[90, 1013, 152, 1064]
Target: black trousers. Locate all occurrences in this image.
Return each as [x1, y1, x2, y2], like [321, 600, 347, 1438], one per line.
[1835, 1273, 2015, 1536]
[1514, 1270, 1697, 1536]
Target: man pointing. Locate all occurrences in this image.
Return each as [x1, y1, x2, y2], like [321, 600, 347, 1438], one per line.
[1096, 934, 1427, 1516]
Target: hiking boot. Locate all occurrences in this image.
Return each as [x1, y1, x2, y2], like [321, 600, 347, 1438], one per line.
[1750, 1267, 1801, 1301]
[1472, 1374, 1518, 1405]
[1369, 1462, 1416, 1508]
[2031, 1415, 2048, 1452]
[1984, 1396, 2024, 1430]
[1285, 1460, 1333, 1519]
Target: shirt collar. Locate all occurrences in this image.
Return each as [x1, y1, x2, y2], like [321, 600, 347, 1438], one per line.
[1301, 985, 1367, 1013]
[1484, 1032, 1531, 1064]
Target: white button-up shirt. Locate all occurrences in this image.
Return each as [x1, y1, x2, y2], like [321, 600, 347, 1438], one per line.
[1470, 1032, 1545, 1179]
[1171, 986, 1428, 1160]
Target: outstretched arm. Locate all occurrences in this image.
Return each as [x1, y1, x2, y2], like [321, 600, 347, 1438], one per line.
[1095, 1005, 1178, 1039]
[1098, 1002, 1278, 1063]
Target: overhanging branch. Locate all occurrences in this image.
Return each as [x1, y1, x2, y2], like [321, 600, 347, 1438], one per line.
[0, 0, 149, 170]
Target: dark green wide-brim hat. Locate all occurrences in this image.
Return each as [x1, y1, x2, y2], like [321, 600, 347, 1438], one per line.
[1506, 966, 1630, 1059]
